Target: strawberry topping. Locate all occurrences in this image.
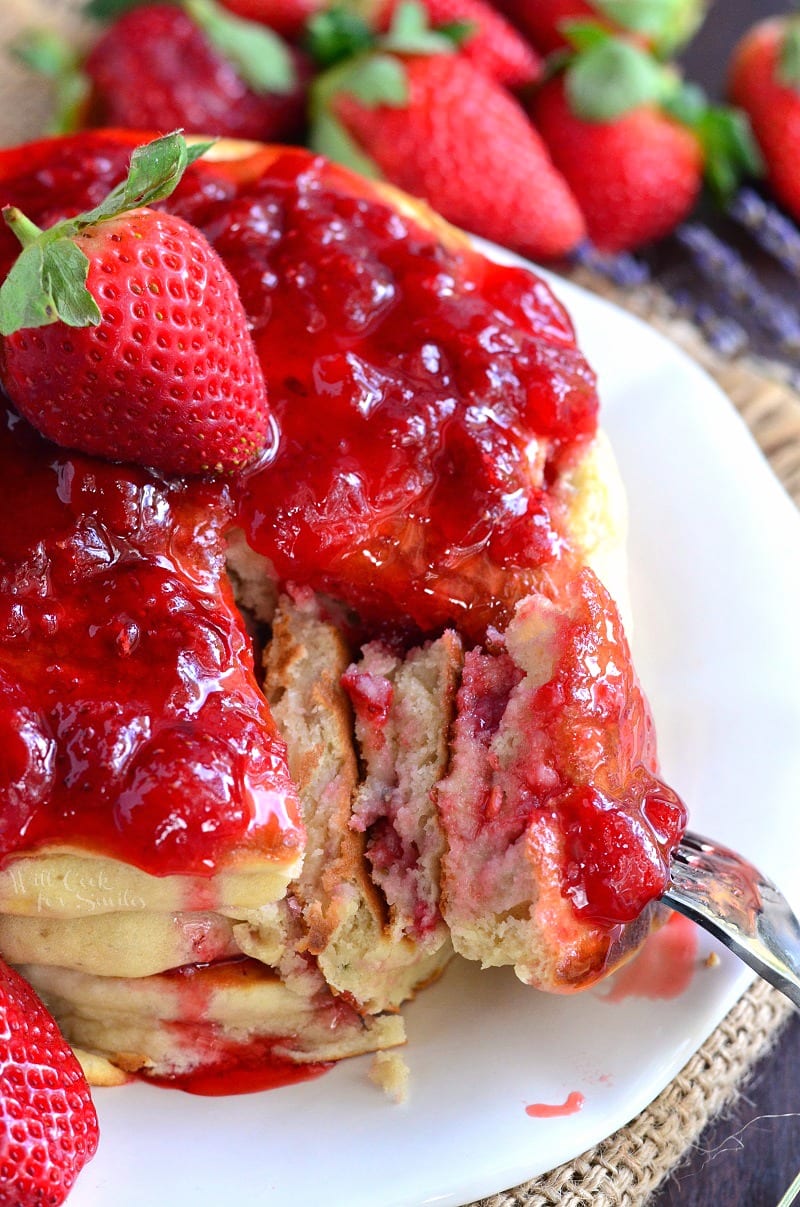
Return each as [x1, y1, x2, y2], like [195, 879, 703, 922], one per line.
[0, 407, 302, 874]
[216, 150, 596, 641]
[0, 134, 596, 641]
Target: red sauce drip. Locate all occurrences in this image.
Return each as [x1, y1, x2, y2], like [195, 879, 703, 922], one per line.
[143, 958, 341, 1094]
[530, 574, 685, 924]
[603, 912, 699, 1001]
[525, 1091, 585, 1118]
[146, 1053, 332, 1096]
[0, 408, 302, 873]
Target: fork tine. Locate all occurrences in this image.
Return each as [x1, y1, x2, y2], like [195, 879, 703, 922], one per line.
[679, 830, 715, 854]
[665, 830, 800, 1011]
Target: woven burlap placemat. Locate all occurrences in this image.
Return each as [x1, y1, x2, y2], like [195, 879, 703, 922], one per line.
[0, 8, 799, 1202]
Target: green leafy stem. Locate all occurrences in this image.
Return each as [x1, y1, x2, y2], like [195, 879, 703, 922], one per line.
[0, 131, 211, 336]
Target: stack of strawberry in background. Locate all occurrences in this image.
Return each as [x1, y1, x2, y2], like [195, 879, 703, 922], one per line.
[3, 0, 749, 258]
[0, 0, 780, 257]
[10, 0, 800, 382]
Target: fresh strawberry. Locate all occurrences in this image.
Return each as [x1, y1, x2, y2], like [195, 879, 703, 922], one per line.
[0, 958, 98, 1206]
[530, 32, 760, 252]
[532, 77, 701, 252]
[220, 0, 327, 39]
[375, 0, 542, 88]
[498, 0, 707, 58]
[499, 0, 599, 54]
[310, 26, 585, 259]
[15, 0, 309, 141]
[729, 17, 800, 223]
[0, 132, 271, 476]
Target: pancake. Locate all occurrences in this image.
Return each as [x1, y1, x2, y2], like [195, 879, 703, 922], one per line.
[0, 132, 685, 1086]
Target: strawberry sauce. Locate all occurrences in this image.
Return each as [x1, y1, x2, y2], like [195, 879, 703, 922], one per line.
[141, 958, 352, 1093]
[0, 406, 302, 874]
[602, 912, 699, 1002]
[221, 152, 598, 643]
[149, 1056, 331, 1096]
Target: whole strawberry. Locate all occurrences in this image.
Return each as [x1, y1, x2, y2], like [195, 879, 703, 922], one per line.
[0, 959, 98, 1206]
[0, 132, 271, 476]
[501, 0, 600, 54]
[375, 0, 542, 89]
[729, 17, 800, 223]
[532, 79, 702, 253]
[530, 32, 759, 252]
[221, 0, 326, 38]
[81, 0, 308, 142]
[498, 0, 707, 58]
[309, 7, 585, 259]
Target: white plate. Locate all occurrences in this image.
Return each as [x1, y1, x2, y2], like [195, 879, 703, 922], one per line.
[69, 259, 800, 1207]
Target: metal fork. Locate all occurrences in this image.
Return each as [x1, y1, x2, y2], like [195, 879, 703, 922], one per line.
[663, 830, 800, 1010]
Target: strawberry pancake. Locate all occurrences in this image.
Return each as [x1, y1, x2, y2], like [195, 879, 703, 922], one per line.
[0, 131, 685, 1087]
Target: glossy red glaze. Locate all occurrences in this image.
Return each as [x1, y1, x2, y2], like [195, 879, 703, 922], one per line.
[533, 573, 686, 924]
[0, 407, 302, 874]
[149, 1056, 331, 1096]
[224, 153, 597, 643]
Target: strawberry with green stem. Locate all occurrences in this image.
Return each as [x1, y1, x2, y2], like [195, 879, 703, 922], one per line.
[0, 131, 271, 476]
[730, 16, 800, 226]
[14, 0, 308, 142]
[496, 0, 708, 59]
[530, 26, 761, 253]
[201, 0, 328, 38]
[307, 2, 585, 259]
[80, 0, 322, 31]
[365, 0, 542, 89]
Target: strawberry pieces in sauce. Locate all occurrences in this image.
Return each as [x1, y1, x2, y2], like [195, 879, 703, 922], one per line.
[521, 571, 686, 923]
[208, 152, 598, 641]
[561, 782, 686, 923]
[0, 407, 301, 874]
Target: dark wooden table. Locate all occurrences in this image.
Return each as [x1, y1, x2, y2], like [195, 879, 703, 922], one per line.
[650, 2, 800, 1203]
